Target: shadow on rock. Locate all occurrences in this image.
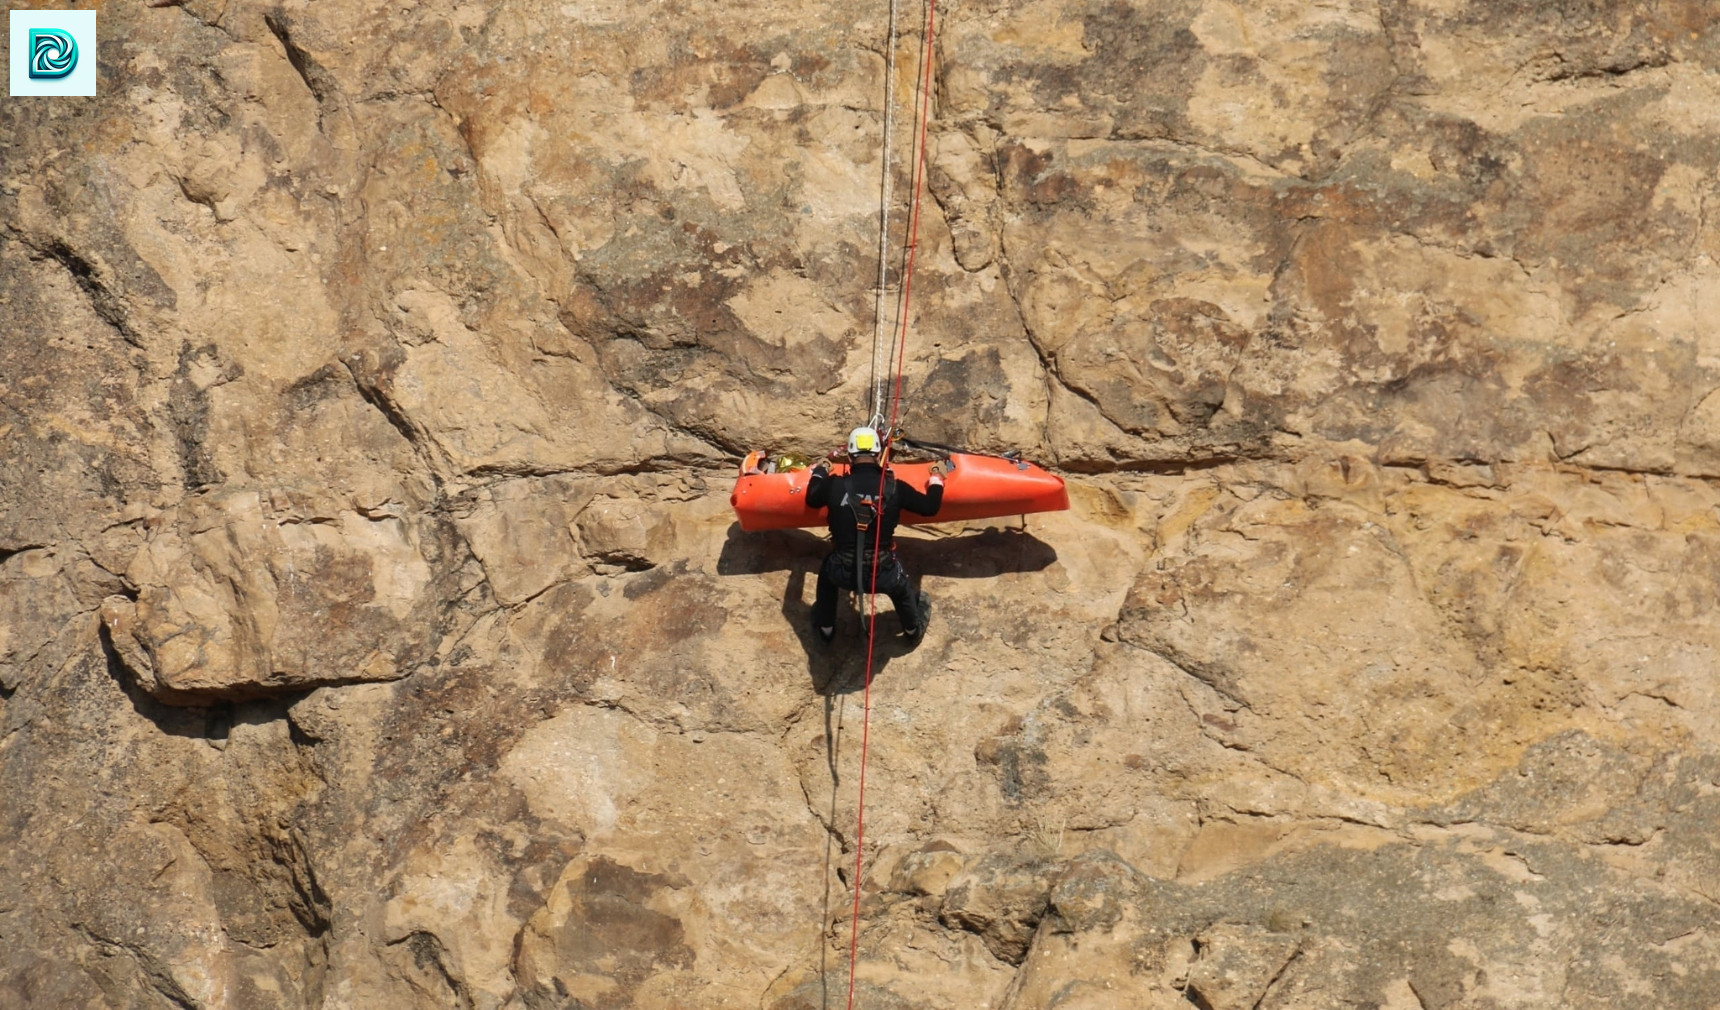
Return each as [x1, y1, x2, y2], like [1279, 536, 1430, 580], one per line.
[97, 622, 289, 742]
[738, 524, 1058, 696]
[717, 522, 1058, 580]
[896, 526, 1059, 579]
[716, 525, 828, 576]
[777, 567, 921, 697]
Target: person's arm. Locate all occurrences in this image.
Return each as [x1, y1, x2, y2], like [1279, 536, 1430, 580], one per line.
[807, 446, 849, 508]
[806, 465, 833, 508]
[897, 469, 945, 517]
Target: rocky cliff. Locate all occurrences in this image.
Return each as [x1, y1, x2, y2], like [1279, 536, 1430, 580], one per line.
[4, 0, 1720, 1006]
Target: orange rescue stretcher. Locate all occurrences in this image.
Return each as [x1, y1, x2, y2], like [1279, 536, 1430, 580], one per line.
[730, 450, 1069, 532]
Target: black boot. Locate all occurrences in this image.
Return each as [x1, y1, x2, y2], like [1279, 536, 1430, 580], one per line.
[902, 591, 930, 639]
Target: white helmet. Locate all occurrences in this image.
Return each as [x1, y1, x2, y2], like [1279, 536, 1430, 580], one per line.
[847, 426, 881, 456]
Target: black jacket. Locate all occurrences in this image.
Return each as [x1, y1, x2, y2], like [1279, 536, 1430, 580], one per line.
[806, 460, 943, 556]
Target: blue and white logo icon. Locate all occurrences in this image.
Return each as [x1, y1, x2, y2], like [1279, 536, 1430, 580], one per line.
[10, 11, 97, 97]
[28, 29, 77, 80]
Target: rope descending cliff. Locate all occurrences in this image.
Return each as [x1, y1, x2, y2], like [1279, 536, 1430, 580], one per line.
[846, 0, 941, 1004]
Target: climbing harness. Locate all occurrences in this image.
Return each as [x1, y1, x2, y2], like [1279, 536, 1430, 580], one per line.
[840, 475, 895, 594]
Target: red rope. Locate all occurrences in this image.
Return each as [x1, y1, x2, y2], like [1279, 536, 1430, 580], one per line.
[845, 0, 938, 1005]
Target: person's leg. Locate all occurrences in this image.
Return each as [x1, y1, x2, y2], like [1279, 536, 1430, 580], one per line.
[878, 558, 923, 634]
[811, 553, 845, 639]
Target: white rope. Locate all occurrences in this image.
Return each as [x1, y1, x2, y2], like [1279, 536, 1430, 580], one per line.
[868, 0, 901, 428]
[879, 0, 932, 430]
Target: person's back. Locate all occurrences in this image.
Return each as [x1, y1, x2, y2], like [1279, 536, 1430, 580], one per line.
[805, 428, 943, 642]
[809, 460, 941, 561]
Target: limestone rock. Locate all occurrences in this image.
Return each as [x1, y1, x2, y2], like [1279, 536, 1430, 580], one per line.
[5, 0, 1720, 1007]
[100, 490, 458, 701]
[574, 496, 671, 574]
[512, 855, 697, 1009]
[0, 548, 88, 693]
[887, 839, 965, 898]
[453, 476, 595, 606]
[938, 852, 1060, 965]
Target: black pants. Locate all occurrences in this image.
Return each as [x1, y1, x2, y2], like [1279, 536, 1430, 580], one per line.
[812, 551, 922, 633]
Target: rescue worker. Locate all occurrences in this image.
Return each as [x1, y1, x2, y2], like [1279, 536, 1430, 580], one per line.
[806, 426, 946, 642]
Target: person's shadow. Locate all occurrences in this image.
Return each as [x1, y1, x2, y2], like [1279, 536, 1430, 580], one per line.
[718, 522, 1060, 1004]
[717, 523, 1059, 696]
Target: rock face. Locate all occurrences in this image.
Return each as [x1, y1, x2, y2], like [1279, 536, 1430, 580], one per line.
[3, 0, 1720, 1007]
